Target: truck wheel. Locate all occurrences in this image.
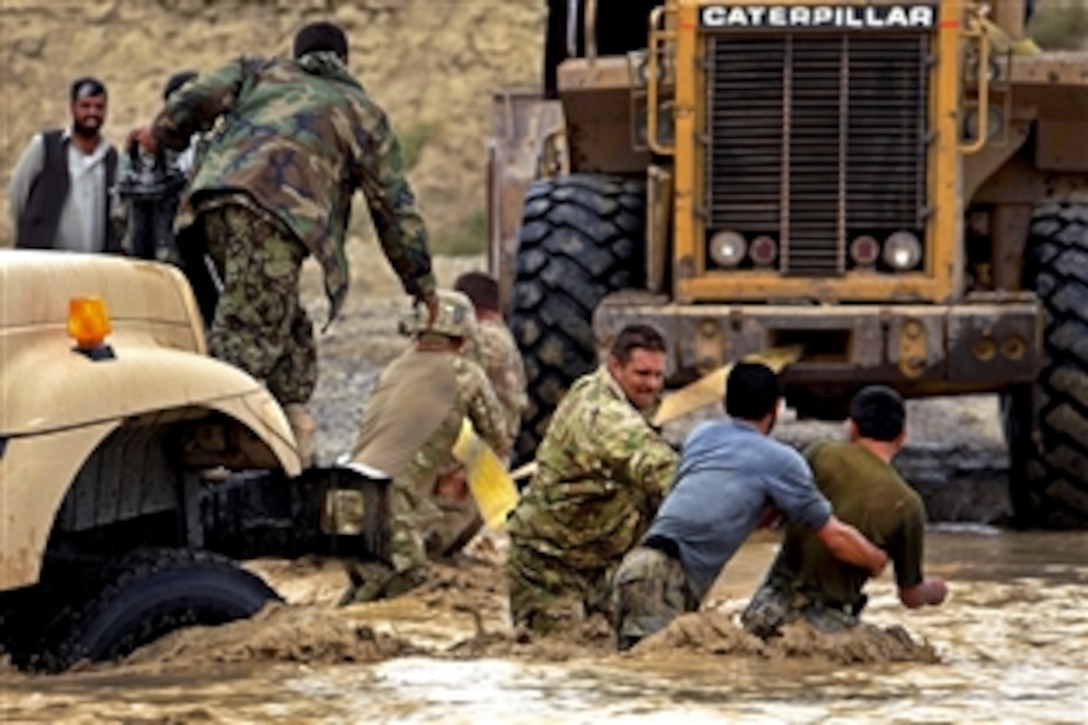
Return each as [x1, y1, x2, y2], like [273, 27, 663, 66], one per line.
[508, 174, 645, 462]
[52, 548, 280, 670]
[1005, 200, 1088, 528]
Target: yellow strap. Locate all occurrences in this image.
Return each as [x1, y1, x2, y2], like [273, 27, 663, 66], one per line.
[452, 419, 519, 530]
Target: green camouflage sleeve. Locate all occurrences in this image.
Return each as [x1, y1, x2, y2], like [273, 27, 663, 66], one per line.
[151, 57, 250, 152]
[353, 105, 436, 299]
[595, 400, 678, 496]
[475, 322, 529, 447]
[455, 357, 511, 461]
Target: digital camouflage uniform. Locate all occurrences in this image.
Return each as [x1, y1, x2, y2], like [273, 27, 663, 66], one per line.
[464, 319, 528, 454]
[610, 545, 698, 650]
[505, 365, 678, 634]
[348, 292, 509, 589]
[150, 51, 435, 404]
[740, 572, 862, 637]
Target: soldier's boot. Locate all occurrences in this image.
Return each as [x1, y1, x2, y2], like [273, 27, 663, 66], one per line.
[284, 403, 317, 468]
[338, 562, 392, 607]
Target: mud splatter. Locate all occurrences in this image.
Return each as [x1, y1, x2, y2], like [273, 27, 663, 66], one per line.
[631, 611, 938, 665]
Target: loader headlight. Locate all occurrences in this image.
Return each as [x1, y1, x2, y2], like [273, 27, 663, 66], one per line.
[883, 231, 923, 271]
[633, 101, 675, 148]
[709, 230, 747, 268]
[962, 106, 1004, 144]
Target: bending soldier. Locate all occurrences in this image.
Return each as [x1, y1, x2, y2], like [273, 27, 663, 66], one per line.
[341, 290, 510, 604]
[131, 22, 438, 465]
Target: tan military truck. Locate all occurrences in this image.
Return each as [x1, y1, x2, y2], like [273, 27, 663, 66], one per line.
[0, 250, 387, 671]
[488, 0, 1088, 527]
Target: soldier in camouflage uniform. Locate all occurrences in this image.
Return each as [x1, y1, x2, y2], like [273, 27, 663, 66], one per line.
[505, 324, 678, 635]
[453, 271, 528, 456]
[132, 22, 438, 464]
[339, 290, 510, 604]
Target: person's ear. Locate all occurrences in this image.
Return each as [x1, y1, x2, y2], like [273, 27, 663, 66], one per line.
[846, 419, 860, 441]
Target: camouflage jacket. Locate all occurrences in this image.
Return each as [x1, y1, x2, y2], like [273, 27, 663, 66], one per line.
[150, 51, 435, 322]
[506, 365, 679, 570]
[464, 319, 528, 455]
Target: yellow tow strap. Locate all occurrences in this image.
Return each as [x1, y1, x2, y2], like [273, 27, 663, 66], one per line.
[452, 419, 519, 531]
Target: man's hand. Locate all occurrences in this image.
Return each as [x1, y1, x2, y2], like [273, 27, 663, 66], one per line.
[417, 291, 439, 329]
[128, 126, 159, 155]
[900, 576, 948, 608]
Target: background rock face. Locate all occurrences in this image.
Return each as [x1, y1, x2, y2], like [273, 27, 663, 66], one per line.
[0, 0, 545, 249]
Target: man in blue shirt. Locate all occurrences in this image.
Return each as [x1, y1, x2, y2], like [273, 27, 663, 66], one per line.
[611, 362, 888, 650]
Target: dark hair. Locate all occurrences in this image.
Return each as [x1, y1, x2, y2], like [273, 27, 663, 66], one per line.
[610, 324, 666, 364]
[454, 272, 500, 312]
[293, 21, 349, 60]
[725, 362, 782, 422]
[849, 385, 906, 442]
[163, 71, 198, 102]
[70, 77, 107, 102]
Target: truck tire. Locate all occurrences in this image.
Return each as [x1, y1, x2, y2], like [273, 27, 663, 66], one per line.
[1005, 200, 1088, 528]
[508, 174, 645, 462]
[52, 548, 280, 670]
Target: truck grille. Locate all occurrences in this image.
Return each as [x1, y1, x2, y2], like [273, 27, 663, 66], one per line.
[703, 33, 930, 276]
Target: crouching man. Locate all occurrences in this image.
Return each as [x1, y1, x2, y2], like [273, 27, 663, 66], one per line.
[741, 385, 947, 637]
[339, 290, 509, 604]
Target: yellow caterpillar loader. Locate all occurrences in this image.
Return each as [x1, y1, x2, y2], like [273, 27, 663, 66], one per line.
[487, 0, 1088, 527]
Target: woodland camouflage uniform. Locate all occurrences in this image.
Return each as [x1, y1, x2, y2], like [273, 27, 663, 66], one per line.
[150, 50, 435, 405]
[505, 365, 678, 634]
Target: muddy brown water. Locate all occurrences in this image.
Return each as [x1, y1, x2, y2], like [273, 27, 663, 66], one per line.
[1, 528, 1084, 723]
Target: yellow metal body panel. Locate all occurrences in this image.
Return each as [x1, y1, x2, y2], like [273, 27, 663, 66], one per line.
[671, 0, 967, 303]
[0, 250, 302, 590]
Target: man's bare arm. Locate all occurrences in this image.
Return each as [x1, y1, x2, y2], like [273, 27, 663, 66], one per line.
[815, 516, 889, 577]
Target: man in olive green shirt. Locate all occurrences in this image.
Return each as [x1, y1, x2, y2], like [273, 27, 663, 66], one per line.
[742, 385, 947, 637]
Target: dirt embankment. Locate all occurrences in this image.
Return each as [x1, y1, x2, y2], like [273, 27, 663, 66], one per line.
[0, 0, 543, 249]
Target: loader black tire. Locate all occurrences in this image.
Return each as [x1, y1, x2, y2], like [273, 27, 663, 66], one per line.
[50, 548, 280, 671]
[1004, 200, 1088, 528]
[508, 174, 645, 463]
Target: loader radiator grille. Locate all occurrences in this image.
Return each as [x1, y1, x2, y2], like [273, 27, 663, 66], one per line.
[704, 33, 930, 276]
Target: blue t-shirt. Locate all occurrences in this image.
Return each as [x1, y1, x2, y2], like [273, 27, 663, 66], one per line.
[646, 418, 832, 600]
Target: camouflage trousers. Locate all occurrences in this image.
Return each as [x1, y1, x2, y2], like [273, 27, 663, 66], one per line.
[388, 466, 483, 575]
[611, 546, 699, 650]
[506, 540, 613, 635]
[741, 575, 861, 639]
[201, 204, 316, 406]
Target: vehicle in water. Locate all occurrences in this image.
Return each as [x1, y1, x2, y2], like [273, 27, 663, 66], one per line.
[0, 250, 386, 671]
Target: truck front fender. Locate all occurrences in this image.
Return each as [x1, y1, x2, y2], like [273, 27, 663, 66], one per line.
[0, 343, 302, 590]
